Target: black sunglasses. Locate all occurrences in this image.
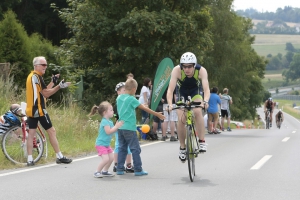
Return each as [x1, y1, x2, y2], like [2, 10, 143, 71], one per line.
[181, 64, 194, 69]
[36, 64, 48, 67]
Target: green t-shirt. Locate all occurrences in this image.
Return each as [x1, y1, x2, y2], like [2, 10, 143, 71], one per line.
[116, 94, 141, 131]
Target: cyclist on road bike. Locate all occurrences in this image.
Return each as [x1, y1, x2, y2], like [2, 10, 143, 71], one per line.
[264, 97, 275, 127]
[275, 109, 284, 126]
[0, 104, 24, 135]
[166, 52, 210, 163]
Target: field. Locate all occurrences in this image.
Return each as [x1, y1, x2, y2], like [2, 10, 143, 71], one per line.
[252, 20, 300, 28]
[252, 34, 300, 57]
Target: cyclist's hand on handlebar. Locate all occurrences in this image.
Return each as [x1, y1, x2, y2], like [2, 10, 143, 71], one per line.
[203, 102, 209, 110]
[166, 104, 173, 112]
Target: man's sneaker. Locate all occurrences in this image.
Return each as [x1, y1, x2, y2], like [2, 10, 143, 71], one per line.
[113, 165, 117, 172]
[170, 136, 178, 141]
[56, 156, 72, 164]
[94, 172, 103, 178]
[134, 170, 148, 176]
[161, 136, 166, 141]
[179, 148, 186, 163]
[199, 141, 207, 153]
[215, 129, 221, 134]
[208, 131, 213, 134]
[270, 123, 272, 127]
[116, 171, 125, 175]
[125, 164, 134, 173]
[101, 171, 114, 177]
[227, 127, 232, 132]
[27, 161, 35, 166]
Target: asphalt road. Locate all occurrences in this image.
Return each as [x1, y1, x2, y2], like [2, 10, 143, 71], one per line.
[1, 107, 300, 200]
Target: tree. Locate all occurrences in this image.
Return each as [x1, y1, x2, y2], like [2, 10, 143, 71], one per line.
[283, 53, 300, 81]
[0, 10, 62, 92]
[56, 0, 214, 107]
[286, 42, 295, 52]
[0, 10, 32, 87]
[203, 0, 266, 120]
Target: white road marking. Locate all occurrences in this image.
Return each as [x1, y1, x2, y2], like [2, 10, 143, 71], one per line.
[251, 155, 272, 170]
[282, 137, 290, 142]
[0, 142, 162, 177]
[292, 131, 296, 133]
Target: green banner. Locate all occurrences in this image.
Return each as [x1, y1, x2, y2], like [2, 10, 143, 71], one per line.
[150, 57, 174, 117]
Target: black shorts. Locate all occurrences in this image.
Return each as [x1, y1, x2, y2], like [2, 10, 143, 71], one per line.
[27, 113, 52, 130]
[153, 105, 164, 123]
[177, 87, 203, 102]
[221, 109, 231, 118]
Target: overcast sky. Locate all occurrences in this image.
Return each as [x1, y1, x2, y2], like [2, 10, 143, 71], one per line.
[233, 0, 300, 12]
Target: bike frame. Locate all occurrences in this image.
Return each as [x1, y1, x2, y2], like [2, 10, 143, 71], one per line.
[174, 97, 202, 182]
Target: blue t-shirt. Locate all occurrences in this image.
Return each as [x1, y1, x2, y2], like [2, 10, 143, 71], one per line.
[207, 93, 221, 113]
[117, 94, 141, 131]
[95, 118, 115, 146]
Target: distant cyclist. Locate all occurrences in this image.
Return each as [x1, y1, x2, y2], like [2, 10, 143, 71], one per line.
[264, 97, 275, 127]
[275, 109, 284, 127]
[166, 52, 210, 163]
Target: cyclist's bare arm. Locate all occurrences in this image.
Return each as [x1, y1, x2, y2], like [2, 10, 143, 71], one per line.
[198, 66, 210, 103]
[167, 66, 181, 109]
[138, 104, 165, 120]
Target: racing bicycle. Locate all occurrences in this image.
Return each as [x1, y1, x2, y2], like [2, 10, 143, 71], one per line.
[265, 109, 271, 129]
[172, 97, 203, 182]
[276, 118, 283, 129]
[1, 116, 48, 165]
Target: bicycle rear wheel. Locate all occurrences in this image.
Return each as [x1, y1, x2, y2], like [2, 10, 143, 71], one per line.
[186, 126, 195, 182]
[1, 126, 45, 165]
[266, 116, 270, 129]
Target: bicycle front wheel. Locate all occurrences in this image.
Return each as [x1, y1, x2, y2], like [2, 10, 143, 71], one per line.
[2, 126, 45, 165]
[186, 126, 195, 182]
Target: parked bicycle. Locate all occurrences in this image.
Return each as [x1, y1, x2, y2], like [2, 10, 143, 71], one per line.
[1, 116, 48, 165]
[172, 97, 203, 182]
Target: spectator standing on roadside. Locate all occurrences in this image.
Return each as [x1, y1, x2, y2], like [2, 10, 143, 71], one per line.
[138, 78, 152, 123]
[220, 88, 233, 131]
[207, 87, 221, 134]
[126, 73, 134, 79]
[25, 56, 72, 166]
[162, 90, 178, 141]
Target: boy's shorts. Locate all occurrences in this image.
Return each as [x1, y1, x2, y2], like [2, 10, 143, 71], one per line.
[95, 145, 113, 156]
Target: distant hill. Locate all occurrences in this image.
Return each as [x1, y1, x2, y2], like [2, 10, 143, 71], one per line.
[236, 6, 300, 23]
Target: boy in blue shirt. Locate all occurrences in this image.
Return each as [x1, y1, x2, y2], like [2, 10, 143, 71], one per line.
[116, 78, 165, 176]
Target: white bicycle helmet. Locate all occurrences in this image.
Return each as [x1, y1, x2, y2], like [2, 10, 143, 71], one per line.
[180, 52, 197, 67]
[115, 82, 125, 91]
[268, 97, 272, 101]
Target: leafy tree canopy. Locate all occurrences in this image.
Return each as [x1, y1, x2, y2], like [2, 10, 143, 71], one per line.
[55, 0, 214, 106]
